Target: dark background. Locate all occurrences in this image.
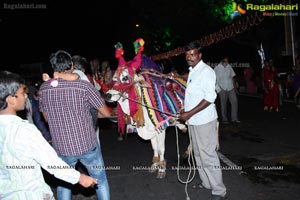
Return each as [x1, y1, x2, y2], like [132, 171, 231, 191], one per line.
[1, 0, 299, 77]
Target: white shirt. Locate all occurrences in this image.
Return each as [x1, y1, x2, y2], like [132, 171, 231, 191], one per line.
[74, 69, 101, 91]
[184, 60, 218, 125]
[73, 69, 90, 82]
[25, 98, 33, 123]
[214, 63, 236, 91]
[0, 115, 80, 200]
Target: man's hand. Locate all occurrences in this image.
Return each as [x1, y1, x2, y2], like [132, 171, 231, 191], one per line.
[98, 105, 112, 118]
[179, 110, 191, 122]
[42, 73, 51, 81]
[78, 173, 98, 188]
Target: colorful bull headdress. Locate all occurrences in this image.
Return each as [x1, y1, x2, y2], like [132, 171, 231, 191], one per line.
[113, 38, 145, 133]
[112, 38, 186, 134]
[115, 38, 144, 72]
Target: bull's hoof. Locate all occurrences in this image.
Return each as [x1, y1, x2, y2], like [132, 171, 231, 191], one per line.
[156, 160, 167, 179]
[149, 162, 159, 173]
[149, 156, 160, 173]
[156, 171, 166, 179]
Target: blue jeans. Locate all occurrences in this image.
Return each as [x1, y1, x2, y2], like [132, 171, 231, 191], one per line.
[57, 144, 110, 200]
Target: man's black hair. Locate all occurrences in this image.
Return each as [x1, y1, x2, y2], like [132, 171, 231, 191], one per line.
[50, 50, 73, 72]
[184, 41, 202, 53]
[0, 71, 25, 110]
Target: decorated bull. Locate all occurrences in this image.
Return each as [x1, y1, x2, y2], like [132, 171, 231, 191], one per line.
[104, 39, 186, 178]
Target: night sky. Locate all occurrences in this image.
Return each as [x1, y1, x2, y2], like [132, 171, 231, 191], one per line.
[1, 0, 222, 68]
[1, 0, 298, 73]
[1, 1, 133, 67]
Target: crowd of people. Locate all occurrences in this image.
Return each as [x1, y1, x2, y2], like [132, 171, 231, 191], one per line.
[1, 42, 299, 200]
[0, 70, 99, 199]
[0, 50, 115, 199]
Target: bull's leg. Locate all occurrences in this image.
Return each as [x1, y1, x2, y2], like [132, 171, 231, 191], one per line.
[157, 160, 167, 179]
[157, 131, 166, 161]
[157, 131, 167, 179]
[149, 137, 160, 173]
[149, 155, 160, 173]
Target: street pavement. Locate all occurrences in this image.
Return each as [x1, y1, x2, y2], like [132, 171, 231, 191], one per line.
[47, 94, 300, 200]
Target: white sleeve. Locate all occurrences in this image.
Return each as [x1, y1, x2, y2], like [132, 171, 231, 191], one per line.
[202, 69, 217, 103]
[17, 124, 80, 184]
[214, 66, 221, 92]
[93, 79, 101, 90]
[74, 70, 90, 82]
[215, 84, 222, 93]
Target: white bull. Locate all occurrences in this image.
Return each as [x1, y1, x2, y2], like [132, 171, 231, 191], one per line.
[105, 39, 186, 178]
[105, 68, 186, 179]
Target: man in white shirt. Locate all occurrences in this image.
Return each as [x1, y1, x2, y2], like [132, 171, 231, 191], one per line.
[214, 57, 240, 124]
[180, 42, 226, 200]
[0, 71, 97, 200]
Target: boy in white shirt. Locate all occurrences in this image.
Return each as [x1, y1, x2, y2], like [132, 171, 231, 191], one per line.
[0, 71, 97, 200]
